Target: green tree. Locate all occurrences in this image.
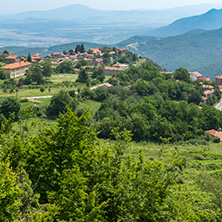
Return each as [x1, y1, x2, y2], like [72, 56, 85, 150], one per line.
[47, 90, 77, 118]
[75, 59, 88, 68]
[42, 61, 53, 77]
[24, 64, 45, 85]
[173, 67, 192, 83]
[0, 97, 21, 120]
[56, 61, 74, 74]
[27, 53, 32, 63]
[76, 69, 89, 83]
[0, 161, 22, 221]
[0, 69, 7, 80]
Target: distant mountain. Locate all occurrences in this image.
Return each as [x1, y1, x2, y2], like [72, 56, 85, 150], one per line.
[116, 28, 222, 79]
[3, 4, 222, 25]
[147, 8, 222, 37]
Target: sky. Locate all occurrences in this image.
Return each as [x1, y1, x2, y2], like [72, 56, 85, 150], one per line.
[1, 0, 222, 14]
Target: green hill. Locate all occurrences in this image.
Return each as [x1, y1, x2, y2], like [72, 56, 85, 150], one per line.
[116, 28, 222, 79]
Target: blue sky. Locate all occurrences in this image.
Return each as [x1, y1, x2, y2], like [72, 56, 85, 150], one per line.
[1, 0, 222, 13]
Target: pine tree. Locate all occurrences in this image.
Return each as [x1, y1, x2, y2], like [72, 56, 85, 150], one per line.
[27, 53, 32, 62]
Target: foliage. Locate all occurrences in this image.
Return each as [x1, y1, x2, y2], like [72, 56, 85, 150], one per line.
[0, 69, 7, 80]
[55, 60, 74, 74]
[46, 90, 77, 118]
[0, 97, 21, 120]
[75, 43, 85, 53]
[24, 64, 45, 85]
[0, 107, 216, 220]
[76, 69, 89, 84]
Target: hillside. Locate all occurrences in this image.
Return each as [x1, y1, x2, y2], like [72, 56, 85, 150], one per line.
[147, 8, 222, 37]
[116, 28, 222, 79]
[0, 42, 106, 56]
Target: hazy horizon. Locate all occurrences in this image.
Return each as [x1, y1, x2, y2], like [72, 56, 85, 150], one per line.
[1, 0, 222, 14]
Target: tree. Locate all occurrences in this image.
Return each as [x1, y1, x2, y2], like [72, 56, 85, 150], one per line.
[75, 59, 88, 68]
[27, 53, 32, 62]
[47, 90, 77, 118]
[42, 61, 53, 77]
[0, 161, 22, 221]
[76, 69, 89, 84]
[24, 64, 45, 85]
[55, 61, 74, 74]
[0, 69, 7, 80]
[75, 44, 85, 53]
[173, 68, 192, 83]
[0, 97, 21, 120]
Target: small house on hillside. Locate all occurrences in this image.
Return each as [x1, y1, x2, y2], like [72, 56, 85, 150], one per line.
[5, 55, 20, 64]
[189, 71, 203, 81]
[215, 75, 222, 86]
[0, 61, 31, 78]
[205, 129, 222, 141]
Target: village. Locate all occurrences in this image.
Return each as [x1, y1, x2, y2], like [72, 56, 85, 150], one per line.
[0, 46, 130, 79]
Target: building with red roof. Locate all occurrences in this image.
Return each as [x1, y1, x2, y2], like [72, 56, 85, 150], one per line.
[0, 61, 31, 78]
[215, 75, 222, 86]
[206, 129, 222, 141]
[5, 55, 20, 64]
[189, 71, 203, 81]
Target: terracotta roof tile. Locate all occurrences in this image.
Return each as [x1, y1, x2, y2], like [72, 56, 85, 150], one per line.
[0, 61, 31, 70]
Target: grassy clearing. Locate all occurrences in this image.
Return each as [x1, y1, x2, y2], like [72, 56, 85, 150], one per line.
[49, 73, 79, 82]
[77, 100, 101, 116]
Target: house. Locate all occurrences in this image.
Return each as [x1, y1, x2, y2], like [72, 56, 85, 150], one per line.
[199, 77, 211, 82]
[77, 52, 87, 60]
[215, 75, 222, 86]
[113, 63, 129, 70]
[0, 61, 31, 78]
[202, 96, 208, 103]
[189, 71, 203, 81]
[205, 129, 222, 141]
[84, 58, 93, 64]
[31, 56, 41, 63]
[90, 48, 102, 56]
[104, 67, 124, 75]
[202, 85, 214, 90]
[51, 52, 64, 59]
[203, 90, 214, 97]
[5, 55, 20, 64]
[93, 58, 103, 66]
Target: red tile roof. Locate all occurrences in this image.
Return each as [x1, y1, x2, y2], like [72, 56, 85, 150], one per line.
[206, 129, 222, 141]
[204, 90, 214, 95]
[0, 61, 31, 70]
[5, 55, 18, 60]
[215, 75, 222, 80]
[190, 71, 203, 78]
[202, 96, 208, 101]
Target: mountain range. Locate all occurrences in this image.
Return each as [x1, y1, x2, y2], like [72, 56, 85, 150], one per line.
[146, 8, 222, 37]
[3, 4, 221, 25]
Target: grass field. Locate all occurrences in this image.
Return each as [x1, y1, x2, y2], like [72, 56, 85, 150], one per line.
[49, 73, 79, 82]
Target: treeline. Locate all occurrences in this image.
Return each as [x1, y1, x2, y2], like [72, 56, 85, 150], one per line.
[0, 107, 218, 221]
[1, 63, 221, 144]
[81, 64, 220, 143]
